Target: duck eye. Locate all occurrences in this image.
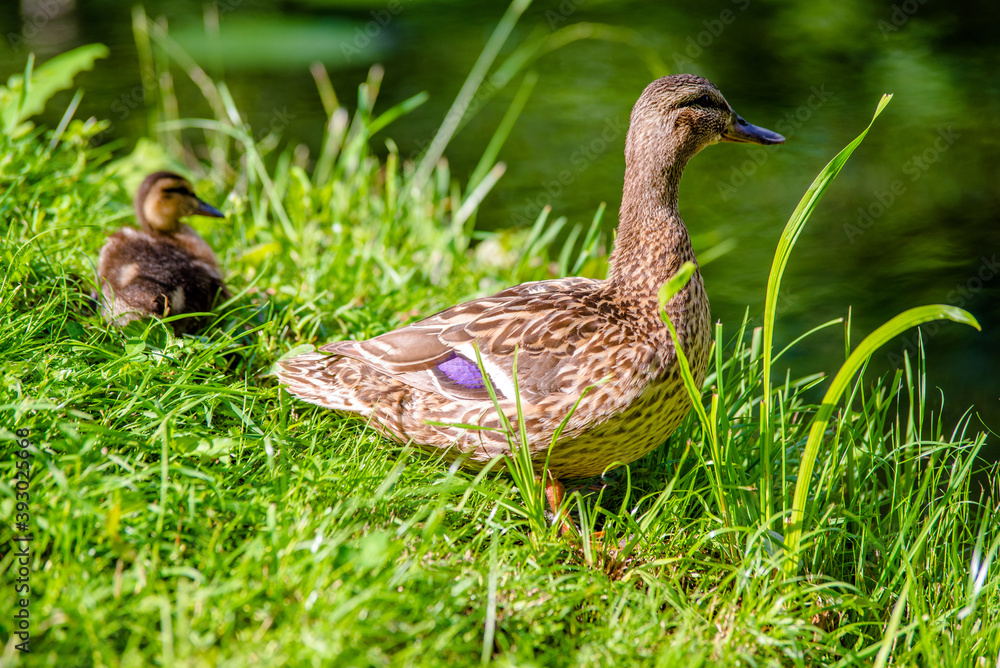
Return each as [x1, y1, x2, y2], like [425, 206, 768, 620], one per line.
[694, 94, 714, 108]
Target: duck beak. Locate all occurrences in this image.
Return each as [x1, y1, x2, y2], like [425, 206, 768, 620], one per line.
[722, 113, 785, 145]
[194, 199, 225, 218]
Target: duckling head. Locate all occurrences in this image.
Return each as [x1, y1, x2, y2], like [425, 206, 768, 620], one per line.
[135, 171, 224, 235]
[625, 74, 784, 173]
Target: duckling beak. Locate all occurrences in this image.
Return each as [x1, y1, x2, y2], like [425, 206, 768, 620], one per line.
[722, 114, 785, 145]
[194, 199, 225, 218]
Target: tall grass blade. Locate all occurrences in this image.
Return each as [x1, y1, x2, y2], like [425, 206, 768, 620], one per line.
[872, 579, 911, 668]
[659, 262, 735, 547]
[760, 94, 892, 529]
[467, 71, 537, 193]
[409, 0, 532, 194]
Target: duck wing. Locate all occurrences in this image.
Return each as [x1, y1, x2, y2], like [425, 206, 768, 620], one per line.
[320, 278, 605, 403]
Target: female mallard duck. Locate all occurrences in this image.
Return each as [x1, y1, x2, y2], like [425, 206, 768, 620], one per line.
[277, 74, 783, 504]
[97, 171, 231, 334]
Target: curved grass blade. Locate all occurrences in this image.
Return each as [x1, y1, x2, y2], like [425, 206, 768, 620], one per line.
[784, 304, 981, 573]
[760, 94, 893, 527]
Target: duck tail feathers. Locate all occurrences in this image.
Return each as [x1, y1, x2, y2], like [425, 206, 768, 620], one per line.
[275, 352, 368, 412]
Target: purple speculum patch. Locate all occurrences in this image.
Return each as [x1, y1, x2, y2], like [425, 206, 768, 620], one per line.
[437, 353, 486, 389]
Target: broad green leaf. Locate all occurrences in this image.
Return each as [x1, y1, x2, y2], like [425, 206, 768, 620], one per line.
[2, 43, 109, 131]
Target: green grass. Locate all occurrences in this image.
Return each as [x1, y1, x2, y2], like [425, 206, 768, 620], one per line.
[2, 19, 1000, 668]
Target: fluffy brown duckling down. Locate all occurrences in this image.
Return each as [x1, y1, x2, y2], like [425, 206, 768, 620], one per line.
[97, 171, 231, 333]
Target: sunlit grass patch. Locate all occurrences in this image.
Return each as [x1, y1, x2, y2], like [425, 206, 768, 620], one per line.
[1, 13, 998, 668]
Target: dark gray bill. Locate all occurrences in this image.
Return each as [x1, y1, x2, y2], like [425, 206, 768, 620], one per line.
[722, 114, 785, 145]
[194, 199, 225, 218]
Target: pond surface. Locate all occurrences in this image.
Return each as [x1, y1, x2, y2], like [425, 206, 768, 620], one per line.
[2, 0, 998, 452]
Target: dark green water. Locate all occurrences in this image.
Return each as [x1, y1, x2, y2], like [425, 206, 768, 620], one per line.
[3, 0, 998, 449]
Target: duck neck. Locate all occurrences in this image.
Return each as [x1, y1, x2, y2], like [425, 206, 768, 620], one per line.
[138, 218, 179, 237]
[606, 149, 698, 304]
[135, 196, 180, 237]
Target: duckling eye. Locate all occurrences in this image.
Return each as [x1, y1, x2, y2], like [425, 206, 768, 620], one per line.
[163, 186, 194, 196]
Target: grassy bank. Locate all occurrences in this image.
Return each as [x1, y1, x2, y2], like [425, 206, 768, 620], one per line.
[2, 27, 999, 668]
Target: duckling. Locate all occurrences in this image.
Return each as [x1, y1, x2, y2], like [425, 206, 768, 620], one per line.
[276, 74, 784, 517]
[97, 171, 231, 334]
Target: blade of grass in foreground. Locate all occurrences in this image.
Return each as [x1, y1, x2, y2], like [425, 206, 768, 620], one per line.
[784, 304, 980, 574]
[760, 94, 893, 529]
[659, 261, 736, 549]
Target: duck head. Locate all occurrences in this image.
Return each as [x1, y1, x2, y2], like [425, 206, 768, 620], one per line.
[625, 74, 784, 172]
[135, 171, 224, 235]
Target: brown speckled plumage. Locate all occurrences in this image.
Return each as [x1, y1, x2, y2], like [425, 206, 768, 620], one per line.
[97, 172, 230, 334]
[277, 74, 784, 480]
